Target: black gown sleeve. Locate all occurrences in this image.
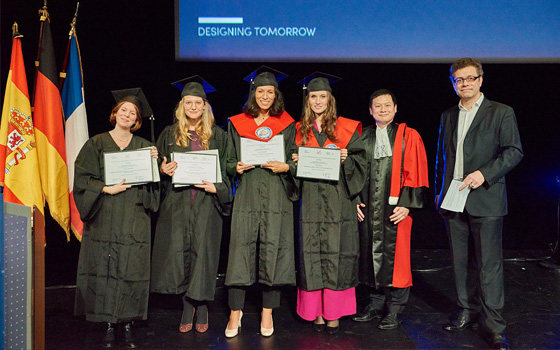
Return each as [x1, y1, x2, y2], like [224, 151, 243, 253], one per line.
[73, 137, 106, 221]
[342, 129, 367, 199]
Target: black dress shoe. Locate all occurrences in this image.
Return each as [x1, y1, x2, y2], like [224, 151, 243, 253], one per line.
[443, 313, 478, 332]
[351, 305, 382, 322]
[101, 323, 115, 348]
[124, 322, 137, 349]
[490, 333, 509, 350]
[377, 313, 400, 330]
[312, 322, 326, 333]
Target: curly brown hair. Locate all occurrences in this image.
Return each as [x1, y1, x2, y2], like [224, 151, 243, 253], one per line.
[449, 57, 484, 78]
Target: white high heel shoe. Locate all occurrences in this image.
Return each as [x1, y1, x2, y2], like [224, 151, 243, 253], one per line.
[225, 310, 243, 338]
[260, 314, 274, 337]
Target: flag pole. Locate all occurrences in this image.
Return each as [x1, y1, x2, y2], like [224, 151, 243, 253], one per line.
[59, 2, 79, 91]
[31, 1, 49, 110]
[12, 21, 23, 39]
[149, 114, 155, 144]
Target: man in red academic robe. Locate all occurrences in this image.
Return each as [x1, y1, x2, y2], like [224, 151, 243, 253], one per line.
[352, 89, 430, 329]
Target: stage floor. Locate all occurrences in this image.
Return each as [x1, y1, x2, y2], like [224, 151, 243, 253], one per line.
[45, 249, 560, 349]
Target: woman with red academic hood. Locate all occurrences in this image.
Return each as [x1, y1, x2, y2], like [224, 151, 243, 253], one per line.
[293, 73, 366, 335]
[224, 67, 298, 338]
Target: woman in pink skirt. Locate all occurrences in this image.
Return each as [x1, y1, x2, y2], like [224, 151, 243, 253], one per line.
[293, 73, 366, 334]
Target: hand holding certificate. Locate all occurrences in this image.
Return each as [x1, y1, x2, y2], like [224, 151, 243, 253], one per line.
[240, 134, 285, 165]
[104, 147, 159, 186]
[296, 146, 341, 181]
[172, 150, 220, 185]
[440, 179, 471, 212]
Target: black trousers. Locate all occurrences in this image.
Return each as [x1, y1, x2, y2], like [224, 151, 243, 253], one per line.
[444, 211, 505, 334]
[367, 286, 410, 314]
[228, 285, 281, 310]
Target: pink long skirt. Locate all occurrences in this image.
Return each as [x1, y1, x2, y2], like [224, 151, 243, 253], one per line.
[296, 287, 356, 321]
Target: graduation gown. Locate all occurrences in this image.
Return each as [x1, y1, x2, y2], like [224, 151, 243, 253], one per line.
[150, 124, 232, 301]
[296, 117, 367, 291]
[225, 112, 298, 287]
[74, 132, 160, 323]
[358, 123, 429, 289]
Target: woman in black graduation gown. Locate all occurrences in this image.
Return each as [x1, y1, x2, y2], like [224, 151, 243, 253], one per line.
[293, 75, 366, 334]
[150, 78, 232, 334]
[74, 89, 160, 348]
[224, 70, 298, 338]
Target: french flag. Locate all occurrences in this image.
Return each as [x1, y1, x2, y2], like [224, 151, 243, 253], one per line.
[61, 29, 89, 241]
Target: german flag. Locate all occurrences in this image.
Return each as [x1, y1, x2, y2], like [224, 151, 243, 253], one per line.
[0, 24, 44, 216]
[33, 8, 70, 238]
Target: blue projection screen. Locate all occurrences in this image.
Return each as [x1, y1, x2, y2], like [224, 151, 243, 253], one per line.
[175, 0, 560, 62]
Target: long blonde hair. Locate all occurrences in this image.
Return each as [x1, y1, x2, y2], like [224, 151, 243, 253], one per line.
[174, 97, 214, 149]
[299, 92, 338, 145]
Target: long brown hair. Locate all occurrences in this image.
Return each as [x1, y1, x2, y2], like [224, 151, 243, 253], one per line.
[299, 92, 338, 145]
[109, 101, 142, 132]
[242, 88, 285, 117]
[173, 97, 214, 149]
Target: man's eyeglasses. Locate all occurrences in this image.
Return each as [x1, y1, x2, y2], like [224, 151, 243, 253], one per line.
[451, 75, 482, 85]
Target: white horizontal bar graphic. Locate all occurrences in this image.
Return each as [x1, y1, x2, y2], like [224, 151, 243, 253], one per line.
[198, 17, 243, 24]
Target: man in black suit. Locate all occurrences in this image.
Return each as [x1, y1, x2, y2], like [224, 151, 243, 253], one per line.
[435, 58, 523, 350]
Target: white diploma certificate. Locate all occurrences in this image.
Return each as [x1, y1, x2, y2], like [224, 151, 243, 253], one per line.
[171, 152, 218, 185]
[240, 134, 285, 165]
[104, 147, 158, 186]
[440, 179, 471, 212]
[296, 146, 341, 181]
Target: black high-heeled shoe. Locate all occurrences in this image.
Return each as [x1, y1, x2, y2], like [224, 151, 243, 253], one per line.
[313, 316, 326, 333]
[124, 322, 137, 349]
[326, 319, 340, 335]
[101, 322, 115, 348]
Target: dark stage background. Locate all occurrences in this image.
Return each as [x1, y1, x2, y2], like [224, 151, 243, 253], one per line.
[2, 1, 559, 286]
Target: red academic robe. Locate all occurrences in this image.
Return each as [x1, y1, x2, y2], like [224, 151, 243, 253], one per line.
[358, 122, 429, 288]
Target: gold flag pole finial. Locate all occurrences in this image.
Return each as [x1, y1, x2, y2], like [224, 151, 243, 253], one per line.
[39, 1, 49, 22]
[12, 22, 23, 39]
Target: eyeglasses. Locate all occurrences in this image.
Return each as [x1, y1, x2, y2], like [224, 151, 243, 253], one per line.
[451, 75, 481, 85]
[184, 100, 204, 108]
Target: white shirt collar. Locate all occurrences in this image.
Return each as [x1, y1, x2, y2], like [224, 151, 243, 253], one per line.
[458, 93, 484, 111]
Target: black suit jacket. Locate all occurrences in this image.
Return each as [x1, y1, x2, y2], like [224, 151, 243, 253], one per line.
[435, 97, 523, 217]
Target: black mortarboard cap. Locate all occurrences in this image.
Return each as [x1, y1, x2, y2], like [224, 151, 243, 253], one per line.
[243, 65, 288, 89]
[171, 75, 216, 99]
[111, 87, 153, 117]
[297, 72, 342, 94]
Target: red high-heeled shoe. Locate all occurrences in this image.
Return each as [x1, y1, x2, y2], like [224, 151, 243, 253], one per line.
[179, 305, 195, 333]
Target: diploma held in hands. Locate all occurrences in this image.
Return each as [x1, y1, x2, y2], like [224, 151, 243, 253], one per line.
[440, 179, 471, 212]
[172, 152, 218, 185]
[296, 146, 341, 181]
[240, 134, 285, 165]
[104, 148, 157, 185]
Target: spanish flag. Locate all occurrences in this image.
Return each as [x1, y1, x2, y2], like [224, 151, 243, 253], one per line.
[0, 24, 44, 216]
[61, 26, 89, 241]
[33, 9, 70, 238]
